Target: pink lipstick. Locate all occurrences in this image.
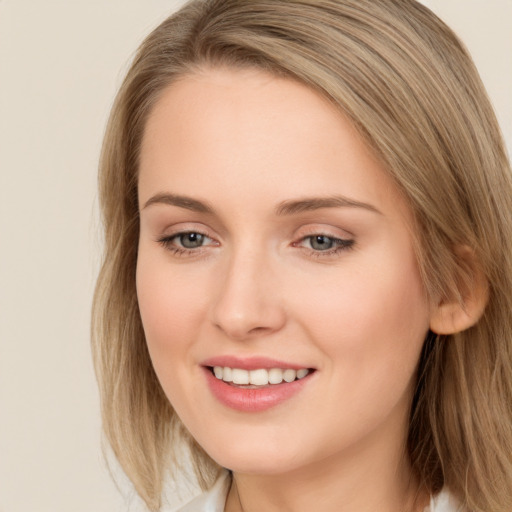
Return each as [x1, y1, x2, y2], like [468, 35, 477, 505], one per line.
[201, 356, 315, 412]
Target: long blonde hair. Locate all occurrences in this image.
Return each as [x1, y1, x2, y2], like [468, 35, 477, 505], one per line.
[92, 1, 512, 510]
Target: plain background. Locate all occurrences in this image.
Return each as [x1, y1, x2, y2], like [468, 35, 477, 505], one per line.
[0, 1, 511, 511]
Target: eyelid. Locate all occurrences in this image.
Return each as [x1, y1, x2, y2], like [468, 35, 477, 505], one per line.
[156, 223, 220, 255]
[291, 224, 356, 257]
[157, 222, 218, 240]
[154, 223, 355, 257]
[293, 234, 354, 248]
[293, 223, 354, 240]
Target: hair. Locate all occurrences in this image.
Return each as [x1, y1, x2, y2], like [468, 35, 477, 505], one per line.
[92, 1, 512, 510]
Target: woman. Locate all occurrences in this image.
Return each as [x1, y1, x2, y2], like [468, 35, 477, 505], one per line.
[92, 1, 512, 511]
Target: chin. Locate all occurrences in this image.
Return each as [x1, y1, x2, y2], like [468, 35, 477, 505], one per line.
[202, 435, 314, 477]
[220, 456, 299, 476]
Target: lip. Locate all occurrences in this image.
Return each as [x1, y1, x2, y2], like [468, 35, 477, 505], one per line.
[201, 358, 315, 413]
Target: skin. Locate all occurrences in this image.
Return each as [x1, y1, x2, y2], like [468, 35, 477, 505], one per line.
[136, 67, 435, 512]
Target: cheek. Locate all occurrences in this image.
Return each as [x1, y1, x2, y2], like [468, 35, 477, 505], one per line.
[294, 259, 430, 444]
[135, 251, 209, 380]
[290, 247, 430, 379]
[136, 256, 214, 424]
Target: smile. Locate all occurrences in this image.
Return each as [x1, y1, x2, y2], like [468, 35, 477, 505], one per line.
[212, 366, 310, 386]
[203, 362, 315, 412]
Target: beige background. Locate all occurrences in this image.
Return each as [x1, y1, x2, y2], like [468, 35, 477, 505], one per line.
[0, 1, 510, 511]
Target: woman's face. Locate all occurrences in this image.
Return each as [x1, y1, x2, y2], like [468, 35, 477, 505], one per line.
[137, 67, 432, 476]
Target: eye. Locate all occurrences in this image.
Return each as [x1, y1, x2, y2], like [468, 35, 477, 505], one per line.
[157, 231, 216, 255]
[307, 235, 337, 251]
[177, 232, 208, 249]
[295, 234, 355, 255]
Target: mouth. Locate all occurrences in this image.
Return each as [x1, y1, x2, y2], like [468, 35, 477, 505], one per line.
[202, 361, 316, 412]
[208, 366, 312, 388]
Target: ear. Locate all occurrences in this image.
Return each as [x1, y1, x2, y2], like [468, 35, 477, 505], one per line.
[429, 246, 489, 335]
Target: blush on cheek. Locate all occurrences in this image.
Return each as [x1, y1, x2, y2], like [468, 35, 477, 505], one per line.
[137, 261, 208, 368]
[298, 255, 428, 375]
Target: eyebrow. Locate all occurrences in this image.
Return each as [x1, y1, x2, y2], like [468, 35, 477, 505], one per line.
[275, 196, 381, 216]
[142, 193, 381, 216]
[142, 193, 214, 213]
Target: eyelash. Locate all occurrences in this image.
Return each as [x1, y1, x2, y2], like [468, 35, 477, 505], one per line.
[157, 232, 216, 257]
[157, 232, 355, 258]
[294, 235, 355, 258]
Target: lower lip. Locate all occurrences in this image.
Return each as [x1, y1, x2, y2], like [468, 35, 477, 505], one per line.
[203, 367, 313, 412]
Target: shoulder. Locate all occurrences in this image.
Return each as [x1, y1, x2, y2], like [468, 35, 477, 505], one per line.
[175, 471, 231, 512]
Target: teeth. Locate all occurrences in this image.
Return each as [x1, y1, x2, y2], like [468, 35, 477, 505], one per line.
[231, 368, 249, 385]
[268, 368, 283, 384]
[249, 369, 268, 386]
[223, 366, 233, 382]
[283, 369, 296, 382]
[212, 366, 310, 386]
[297, 368, 308, 379]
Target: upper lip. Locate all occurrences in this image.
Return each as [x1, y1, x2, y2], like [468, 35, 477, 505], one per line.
[201, 356, 312, 371]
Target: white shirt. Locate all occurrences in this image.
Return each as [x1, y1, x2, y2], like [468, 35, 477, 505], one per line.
[177, 471, 463, 512]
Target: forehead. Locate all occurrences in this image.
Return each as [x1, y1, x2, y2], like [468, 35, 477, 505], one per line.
[138, 66, 410, 223]
[140, 67, 353, 171]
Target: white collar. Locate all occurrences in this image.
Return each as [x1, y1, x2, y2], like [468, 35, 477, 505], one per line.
[426, 487, 464, 512]
[177, 471, 463, 512]
[176, 471, 230, 512]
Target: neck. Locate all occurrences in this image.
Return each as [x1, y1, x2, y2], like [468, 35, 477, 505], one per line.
[226, 460, 428, 512]
[224, 427, 429, 512]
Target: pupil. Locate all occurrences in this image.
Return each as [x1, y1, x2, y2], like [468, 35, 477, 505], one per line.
[181, 233, 204, 248]
[311, 235, 333, 251]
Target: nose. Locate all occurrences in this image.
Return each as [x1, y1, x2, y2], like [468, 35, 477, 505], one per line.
[210, 249, 286, 341]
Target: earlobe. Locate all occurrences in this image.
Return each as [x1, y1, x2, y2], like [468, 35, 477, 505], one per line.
[429, 246, 489, 335]
[429, 299, 486, 335]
